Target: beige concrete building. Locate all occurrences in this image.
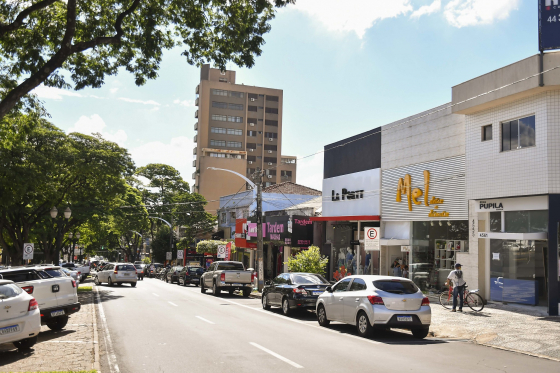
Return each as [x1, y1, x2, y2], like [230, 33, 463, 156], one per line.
[193, 65, 297, 213]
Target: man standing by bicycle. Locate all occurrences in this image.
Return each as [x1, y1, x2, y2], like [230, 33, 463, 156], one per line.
[445, 263, 466, 312]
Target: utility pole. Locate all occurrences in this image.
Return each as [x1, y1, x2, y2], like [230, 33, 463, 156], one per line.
[255, 169, 264, 292]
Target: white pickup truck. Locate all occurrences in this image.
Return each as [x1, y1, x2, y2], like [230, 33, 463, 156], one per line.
[0, 266, 81, 330]
[61, 262, 90, 282]
[200, 261, 254, 297]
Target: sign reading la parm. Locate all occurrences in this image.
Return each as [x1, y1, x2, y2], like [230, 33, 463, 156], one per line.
[364, 227, 380, 251]
[540, 0, 560, 50]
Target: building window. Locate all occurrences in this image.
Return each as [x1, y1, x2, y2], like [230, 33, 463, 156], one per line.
[266, 95, 279, 102]
[230, 211, 236, 221]
[482, 124, 492, 141]
[220, 212, 226, 224]
[265, 120, 278, 127]
[228, 103, 243, 111]
[248, 93, 258, 101]
[230, 91, 244, 98]
[228, 116, 243, 123]
[247, 155, 256, 162]
[210, 140, 226, 147]
[501, 115, 535, 151]
[212, 89, 228, 96]
[281, 170, 292, 177]
[247, 168, 256, 175]
[264, 132, 278, 139]
[212, 101, 228, 109]
[227, 141, 242, 148]
[264, 144, 277, 151]
[210, 153, 226, 158]
[248, 105, 257, 112]
[259, 94, 264, 97]
[264, 157, 276, 164]
[227, 129, 242, 136]
[211, 127, 227, 134]
[267, 170, 277, 176]
[219, 78, 227, 83]
[265, 107, 278, 114]
[247, 131, 257, 137]
[212, 114, 227, 122]
[247, 118, 257, 125]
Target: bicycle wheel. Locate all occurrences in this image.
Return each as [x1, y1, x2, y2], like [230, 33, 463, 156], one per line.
[465, 293, 484, 312]
[439, 291, 453, 309]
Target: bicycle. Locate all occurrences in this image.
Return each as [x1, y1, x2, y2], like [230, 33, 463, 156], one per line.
[439, 285, 484, 312]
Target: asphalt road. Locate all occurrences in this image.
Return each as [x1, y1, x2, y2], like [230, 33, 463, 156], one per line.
[95, 278, 559, 373]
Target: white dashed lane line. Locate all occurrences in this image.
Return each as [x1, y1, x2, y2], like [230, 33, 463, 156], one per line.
[195, 316, 215, 324]
[152, 293, 160, 297]
[168, 301, 178, 307]
[250, 342, 303, 369]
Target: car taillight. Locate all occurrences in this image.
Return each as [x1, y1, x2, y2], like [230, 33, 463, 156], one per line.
[367, 295, 384, 305]
[220, 273, 225, 281]
[293, 288, 308, 295]
[21, 286, 34, 294]
[71, 279, 77, 288]
[251, 272, 256, 282]
[421, 297, 430, 306]
[28, 299, 38, 311]
[114, 269, 118, 274]
[78, 272, 81, 276]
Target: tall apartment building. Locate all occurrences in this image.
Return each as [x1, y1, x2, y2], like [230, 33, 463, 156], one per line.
[193, 65, 298, 213]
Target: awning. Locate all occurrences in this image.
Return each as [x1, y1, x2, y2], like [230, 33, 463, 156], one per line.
[380, 239, 410, 246]
[310, 215, 380, 222]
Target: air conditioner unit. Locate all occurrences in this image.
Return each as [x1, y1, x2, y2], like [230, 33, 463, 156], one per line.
[249, 149, 254, 152]
[249, 123, 255, 126]
[267, 175, 273, 179]
[248, 161, 253, 164]
[267, 150, 273, 154]
[268, 162, 273, 166]
[268, 138, 274, 142]
[250, 98, 256, 102]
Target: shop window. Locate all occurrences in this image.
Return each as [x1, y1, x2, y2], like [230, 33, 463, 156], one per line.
[504, 210, 548, 233]
[229, 211, 236, 221]
[482, 124, 492, 141]
[220, 213, 226, 224]
[490, 211, 501, 232]
[501, 115, 535, 151]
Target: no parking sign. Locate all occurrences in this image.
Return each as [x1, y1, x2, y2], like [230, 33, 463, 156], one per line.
[364, 228, 379, 251]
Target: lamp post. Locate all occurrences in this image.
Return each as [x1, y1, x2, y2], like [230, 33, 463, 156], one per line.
[68, 232, 80, 263]
[50, 206, 71, 266]
[207, 167, 264, 291]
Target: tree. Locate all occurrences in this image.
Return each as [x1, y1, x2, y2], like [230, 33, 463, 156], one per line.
[285, 246, 328, 276]
[150, 226, 173, 263]
[0, 0, 295, 119]
[196, 240, 236, 255]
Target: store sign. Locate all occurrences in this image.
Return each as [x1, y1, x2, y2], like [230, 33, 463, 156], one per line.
[401, 246, 411, 253]
[292, 216, 313, 247]
[235, 219, 256, 249]
[474, 196, 548, 212]
[322, 169, 380, 217]
[396, 170, 449, 218]
[364, 227, 380, 251]
[540, 0, 560, 50]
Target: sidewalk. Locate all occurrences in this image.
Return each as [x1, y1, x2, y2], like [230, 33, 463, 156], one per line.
[0, 285, 98, 372]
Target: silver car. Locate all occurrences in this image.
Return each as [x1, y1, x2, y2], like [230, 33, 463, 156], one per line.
[94, 263, 137, 287]
[61, 267, 80, 283]
[316, 275, 431, 339]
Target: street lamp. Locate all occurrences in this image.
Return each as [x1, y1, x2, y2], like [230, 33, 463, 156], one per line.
[207, 167, 264, 291]
[51, 206, 71, 266]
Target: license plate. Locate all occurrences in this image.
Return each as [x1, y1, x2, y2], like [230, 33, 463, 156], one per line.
[51, 310, 65, 317]
[313, 291, 324, 295]
[397, 316, 413, 322]
[232, 283, 243, 286]
[124, 273, 130, 276]
[0, 325, 20, 335]
[191, 278, 199, 282]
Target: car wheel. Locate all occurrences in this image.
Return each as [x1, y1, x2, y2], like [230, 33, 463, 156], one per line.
[108, 277, 114, 287]
[131, 282, 136, 287]
[13, 336, 37, 350]
[194, 283, 199, 287]
[262, 294, 271, 310]
[47, 315, 69, 331]
[282, 297, 291, 316]
[411, 327, 430, 339]
[356, 311, 373, 337]
[229, 289, 235, 296]
[317, 304, 330, 327]
[213, 282, 220, 296]
[94, 276, 100, 285]
[242, 288, 250, 297]
[201, 280, 206, 294]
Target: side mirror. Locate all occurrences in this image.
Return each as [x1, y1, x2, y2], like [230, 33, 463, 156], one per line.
[326, 286, 333, 293]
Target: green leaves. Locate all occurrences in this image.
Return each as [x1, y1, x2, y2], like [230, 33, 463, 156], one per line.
[285, 246, 328, 276]
[196, 239, 236, 254]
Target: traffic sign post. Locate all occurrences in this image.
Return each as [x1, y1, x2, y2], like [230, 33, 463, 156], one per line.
[364, 228, 380, 251]
[217, 244, 226, 259]
[23, 243, 34, 260]
[166, 252, 172, 261]
[177, 250, 184, 260]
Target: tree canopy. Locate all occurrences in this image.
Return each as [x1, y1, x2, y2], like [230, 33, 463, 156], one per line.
[0, 0, 295, 119]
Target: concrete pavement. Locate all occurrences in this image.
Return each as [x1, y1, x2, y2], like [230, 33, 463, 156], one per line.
[96, 278, 559, 373]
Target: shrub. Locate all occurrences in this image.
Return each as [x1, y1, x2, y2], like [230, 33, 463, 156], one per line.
[285, 246, 328, 276]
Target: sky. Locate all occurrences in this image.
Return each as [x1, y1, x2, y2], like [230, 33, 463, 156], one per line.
[32, 0, 539, 192]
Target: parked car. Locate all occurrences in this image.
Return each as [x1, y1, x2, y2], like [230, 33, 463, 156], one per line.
[315, 275, 431, 339]
[60, 267, 80, 283]
[134, 264, 146, 280]
[262, 273, 331, 315]
[165, 266, 183, 284]
[0, 279, 41, 350]
[178, 266, 204, 287]
[0, 267, 80, 331]
[94, 263, 137, 287]
[61, 262, 90, 282]
[200, 261, 254, 297]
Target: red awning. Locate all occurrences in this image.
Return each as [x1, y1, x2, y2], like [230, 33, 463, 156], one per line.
[310, 215, 380, 222]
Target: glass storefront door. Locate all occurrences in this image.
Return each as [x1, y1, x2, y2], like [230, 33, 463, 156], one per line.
[489, 239, 547, 306]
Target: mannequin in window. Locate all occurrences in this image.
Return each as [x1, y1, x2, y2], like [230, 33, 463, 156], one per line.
[338, 248, 345, 268]
[365, 252, 371, 274]
[346, 248, 353, 270]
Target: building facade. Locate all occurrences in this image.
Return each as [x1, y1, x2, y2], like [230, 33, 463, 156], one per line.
[193, 65, 297, 213]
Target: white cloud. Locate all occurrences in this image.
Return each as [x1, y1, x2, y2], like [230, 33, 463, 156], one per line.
[294, 152, 323, 192]
[292, 0, 413, 38]
[67, 114, 127, 147]
[411, 0, 441, 19]
[444, 0, 520, 28]
[32, 85, 82, 100]
[173, 99, 195, 107]
[117, 97, 161, 106]
[110, 88, 119, 94]
[128, 137, 195, 182]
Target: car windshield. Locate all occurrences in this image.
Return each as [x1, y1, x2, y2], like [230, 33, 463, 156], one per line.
[116, 265, 136, 271]
[45, 269, 65, 277]
[372, 280, 419, 294]
[0, 283, 23, 299]
[216, 263, 245, 271]
[291, 274, 329, 285]
[189, 267, 203, 272]
[134, 265, 143, 269]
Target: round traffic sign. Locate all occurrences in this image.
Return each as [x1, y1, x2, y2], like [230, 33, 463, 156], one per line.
[366, 228, 378, 240]
[24, 244, 33, 254]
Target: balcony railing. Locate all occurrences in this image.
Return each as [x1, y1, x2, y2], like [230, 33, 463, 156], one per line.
[194, 122, 198, 131]
[192, 160, 196, 167]
[196, 85, 199, 94]
[195, 97, 199, 106]
[193, 147, 197, 155]
[194, 110, 198, 118]
[193, 134, 197, 143]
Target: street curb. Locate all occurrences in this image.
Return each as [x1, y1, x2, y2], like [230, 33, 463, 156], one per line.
[476, 341, 560, 363]
[92, 286, 101, 373]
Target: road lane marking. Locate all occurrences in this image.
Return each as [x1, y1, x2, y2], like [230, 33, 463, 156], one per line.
[196, 316, 215, 324]
[250, 342, 303, 369]
[95, 287, 121, 373]
[168, 301, 178, 307]
[152, 293, 160, 297]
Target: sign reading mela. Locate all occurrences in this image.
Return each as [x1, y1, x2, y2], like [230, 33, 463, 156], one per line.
[396, 170, 449, 218]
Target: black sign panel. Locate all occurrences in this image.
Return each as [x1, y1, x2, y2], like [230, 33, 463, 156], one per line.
[291, 216, 313, 248]
[539, 0, 560, 51]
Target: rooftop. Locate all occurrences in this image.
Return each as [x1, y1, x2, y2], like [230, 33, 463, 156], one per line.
[262, 182, 321, 195]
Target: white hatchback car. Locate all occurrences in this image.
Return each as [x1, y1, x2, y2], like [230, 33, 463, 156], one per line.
[0, 279, 41, 350]
[94, 263, 137, 287]
[316, 275, 431, 339]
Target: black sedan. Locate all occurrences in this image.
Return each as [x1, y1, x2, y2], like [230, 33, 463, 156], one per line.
[178, 266, 205, 287]
[262, 273, 330, 316]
